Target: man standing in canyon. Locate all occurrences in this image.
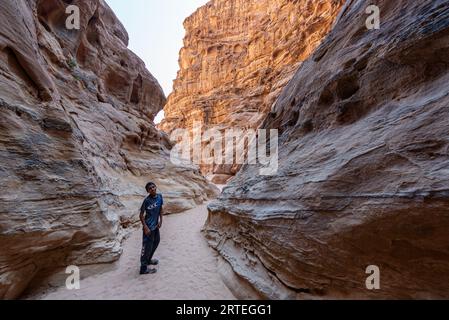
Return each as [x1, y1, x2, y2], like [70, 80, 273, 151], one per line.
[139, 182, 163, 275]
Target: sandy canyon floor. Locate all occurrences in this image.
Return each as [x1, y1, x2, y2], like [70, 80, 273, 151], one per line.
[25, 203, 235, 300]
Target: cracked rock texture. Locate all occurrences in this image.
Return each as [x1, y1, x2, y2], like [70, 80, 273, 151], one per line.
[204, 0, 449, 299]
[0, 0, 217, 299]
[160, 0, 344, 182]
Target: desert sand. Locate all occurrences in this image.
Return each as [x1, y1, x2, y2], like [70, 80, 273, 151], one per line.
[27, 203, 235, 300]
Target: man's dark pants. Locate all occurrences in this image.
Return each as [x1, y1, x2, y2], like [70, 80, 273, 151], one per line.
[140, 228, 160, 268]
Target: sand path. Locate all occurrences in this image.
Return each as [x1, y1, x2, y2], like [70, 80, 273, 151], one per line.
[28, 203, 235, 300]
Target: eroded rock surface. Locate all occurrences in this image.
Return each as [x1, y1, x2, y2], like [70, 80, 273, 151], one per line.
[204, 0, 449, 299]
[160, 0, 344, 181]
[0, 0, 217, 299]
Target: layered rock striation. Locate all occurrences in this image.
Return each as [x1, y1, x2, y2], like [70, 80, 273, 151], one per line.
[160, 0, 344, 182]
[204, 0, 449, 299]
[0, 0, 217, 299]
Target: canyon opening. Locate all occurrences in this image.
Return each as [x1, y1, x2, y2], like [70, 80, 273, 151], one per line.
[170, 122, 279, 176]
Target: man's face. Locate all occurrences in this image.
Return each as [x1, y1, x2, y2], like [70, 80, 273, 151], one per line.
[148, 185, 157, 196]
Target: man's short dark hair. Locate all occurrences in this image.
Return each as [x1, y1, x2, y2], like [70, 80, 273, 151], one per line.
[145, 182, 156, 192]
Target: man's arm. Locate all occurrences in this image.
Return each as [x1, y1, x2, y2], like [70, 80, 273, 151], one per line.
[158, 195, 164, 229]
[140, 203, 151, 236]
[158, 207, 163, 229]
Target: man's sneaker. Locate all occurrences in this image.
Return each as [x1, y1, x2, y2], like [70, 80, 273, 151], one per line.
[149, 259, 159, 266]
[140, 266, 157, 275]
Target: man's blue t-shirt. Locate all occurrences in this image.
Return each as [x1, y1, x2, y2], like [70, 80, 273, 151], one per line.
[140, 194, 163, 231]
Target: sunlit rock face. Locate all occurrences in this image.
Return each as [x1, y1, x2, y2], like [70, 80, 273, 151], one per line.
[204, 0, 449, 299]
[0, 0, 217, 299]
[160, 0, 345, 182]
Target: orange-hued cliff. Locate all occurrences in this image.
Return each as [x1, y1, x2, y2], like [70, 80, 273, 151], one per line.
[160, 0, 344, 182]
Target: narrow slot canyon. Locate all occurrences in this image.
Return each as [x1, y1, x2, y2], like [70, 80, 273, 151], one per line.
[1, 0, 449, 301]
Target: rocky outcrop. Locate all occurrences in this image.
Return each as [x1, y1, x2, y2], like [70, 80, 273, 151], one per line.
[204, 0, 449, 299]
[160, 0, 344, 182]
[0, 0, 217, 299]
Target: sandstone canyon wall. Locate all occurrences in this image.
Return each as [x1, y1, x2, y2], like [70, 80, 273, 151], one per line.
[0, 0, 217, 299]
[204, 0, 449, 299]
[160, 0, 344, 182]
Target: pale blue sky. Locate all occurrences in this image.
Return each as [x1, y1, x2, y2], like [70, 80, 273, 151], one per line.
[106, 0, 209, 122]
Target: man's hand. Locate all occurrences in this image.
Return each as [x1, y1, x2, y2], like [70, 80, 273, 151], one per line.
[157, 221, 162, 229]
[143, 225, 151, 236]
